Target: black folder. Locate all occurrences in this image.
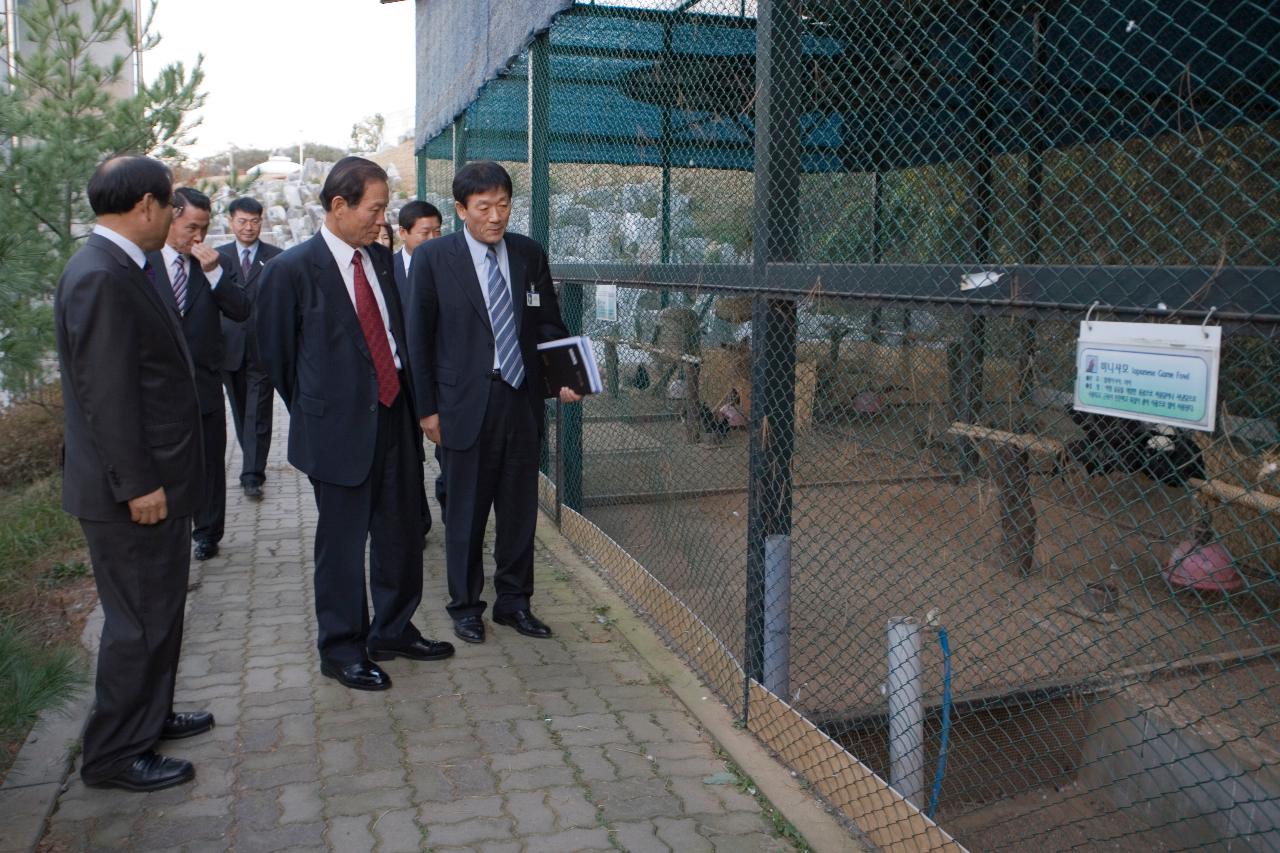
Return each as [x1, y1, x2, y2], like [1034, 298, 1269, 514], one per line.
[536, 336, 602, 398]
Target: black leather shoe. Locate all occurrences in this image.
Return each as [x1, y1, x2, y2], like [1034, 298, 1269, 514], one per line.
[452, 615, 485, 644]
[243, 482, 263, 500]
[193, 540, 218, 560]
[493, 609, 552, 639]
[369, 637, 455, 662]
[84, 750, 194, 792]
[160, 710, 214, 740]
[320, 659, 392, 691]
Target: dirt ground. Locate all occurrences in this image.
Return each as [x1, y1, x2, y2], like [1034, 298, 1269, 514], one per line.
[570, 402, 1280, 848]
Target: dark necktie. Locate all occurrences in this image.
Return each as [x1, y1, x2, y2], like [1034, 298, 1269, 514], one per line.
[351, 251, 400, 407]
[241, 247, 252, 282]
[485, 248, 524, 389]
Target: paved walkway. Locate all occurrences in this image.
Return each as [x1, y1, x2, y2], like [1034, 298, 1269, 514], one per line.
[42, 403, 796, 852]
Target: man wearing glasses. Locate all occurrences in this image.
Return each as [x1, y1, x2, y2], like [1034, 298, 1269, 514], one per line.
[218, 198, 283, 500]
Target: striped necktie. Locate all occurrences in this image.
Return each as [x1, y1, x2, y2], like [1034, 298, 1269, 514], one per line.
[485, 248, 524, 389]
[241, 247, 252, 282]
[171, 256, 188, 314]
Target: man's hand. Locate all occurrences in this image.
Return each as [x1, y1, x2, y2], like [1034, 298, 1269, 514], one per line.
[558, 387, 583, 404]
[191, 241, 221, 273]
[128, 487, 168, 525]
[420, 414, 441, 445]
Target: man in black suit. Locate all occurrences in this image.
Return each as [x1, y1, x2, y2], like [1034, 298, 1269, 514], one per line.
[394, 200, 447, 517]
[147, 188, 250, 562]
[257, 157, 454, 691]
[406, 161, 581, 645]
[56, 155, 214, 792]
[393, 200, 442, 307]
[218, 197, 282, 500]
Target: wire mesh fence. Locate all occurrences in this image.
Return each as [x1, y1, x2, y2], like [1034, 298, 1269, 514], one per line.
[420, 0, 1279, 848]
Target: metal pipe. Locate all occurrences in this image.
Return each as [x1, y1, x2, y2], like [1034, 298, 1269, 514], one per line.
[887, 617, 925, 808]
[763, 534, 791, 698]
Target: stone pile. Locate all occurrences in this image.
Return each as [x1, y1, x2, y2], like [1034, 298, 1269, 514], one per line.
[204, 163, 748, 267]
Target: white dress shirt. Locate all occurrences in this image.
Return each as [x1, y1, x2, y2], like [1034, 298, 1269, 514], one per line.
[92, 224, 146, 269]
[161, 244, 222, 293]
[236, 240, 259, 266]
[399, 247, 412, 277]
[461, 227, 513, 371]
[319, 224, 401, 369]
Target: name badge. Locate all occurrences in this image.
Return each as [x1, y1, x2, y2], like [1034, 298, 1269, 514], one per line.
[526, 291, 541, 308]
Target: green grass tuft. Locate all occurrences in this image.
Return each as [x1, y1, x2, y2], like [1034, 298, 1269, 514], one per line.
[0, 617, 86, 742]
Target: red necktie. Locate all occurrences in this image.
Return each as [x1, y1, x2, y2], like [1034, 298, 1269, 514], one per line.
[351, 251, 400, 406]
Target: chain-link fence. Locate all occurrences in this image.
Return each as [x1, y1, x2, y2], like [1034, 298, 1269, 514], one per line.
[421, 1, 1279, 848]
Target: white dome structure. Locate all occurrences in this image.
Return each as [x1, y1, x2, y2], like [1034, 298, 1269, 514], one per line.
[246, 155, 301, 178]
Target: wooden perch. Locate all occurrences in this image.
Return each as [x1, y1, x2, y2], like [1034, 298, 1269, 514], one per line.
[949, 420, 1280, 516]
[1189, 478, 1280, 514]
[947, 422, 1067, 459]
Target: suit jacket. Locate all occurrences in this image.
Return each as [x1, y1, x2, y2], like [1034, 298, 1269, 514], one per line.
[147, 250, 251, 415]
[256, 234, 422, 487]
[406, 230, 569, 451]
[392, 248, 411, 309]
[56, 233, 204, 522]
[217, 240, 282, 371]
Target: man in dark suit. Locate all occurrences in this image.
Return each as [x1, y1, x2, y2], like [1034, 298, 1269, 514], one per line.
[394, 200, 447, 518]
[393, 200, 442, 306]
[147, 188, 250, 562]
[218, 197, 282, 500]
[406, 161, 581, 645]
[57, 155, 213, 792]
[257, 157, 454, 691]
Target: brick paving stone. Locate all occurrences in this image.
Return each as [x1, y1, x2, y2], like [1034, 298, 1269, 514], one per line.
[476, 843, 523, 853]
[472, 720, 521, 753]
[523, 827, 615, 853]
[612, 820, 670, 853]
[545, 785, 598, 829]
[277, 782, 324, 824]
[567, 745, 617, 782]
[489, 748, 564, 771]
[504, 790, 556, 835]
[669, 776, 730, 816]
[372, 807, 423, 853]
[498, 764, 576, 792]
[421, 794, 505, 824]
[234, 821, 327, 853]
[328, 814, 375, 850]
[426, 816, 515, 846]
[233, 790, 283, 830]
[654, 816, 718, 852]
[38, 400, 802, 853]
[443, 757, 498, 796]
[591, 778, 682, 822]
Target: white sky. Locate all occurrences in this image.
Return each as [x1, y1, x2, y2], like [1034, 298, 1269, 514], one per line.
[144, 0, 417, 159]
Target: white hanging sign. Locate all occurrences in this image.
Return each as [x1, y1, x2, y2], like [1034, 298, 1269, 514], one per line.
[1074, 319, 1221, 432]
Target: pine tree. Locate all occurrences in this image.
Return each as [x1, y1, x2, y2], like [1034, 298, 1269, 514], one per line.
[0, 0, 204, 394]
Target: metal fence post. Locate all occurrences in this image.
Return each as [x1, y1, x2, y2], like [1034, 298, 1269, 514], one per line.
[415, 148, 426, 200]
[745, 0, 802, 719]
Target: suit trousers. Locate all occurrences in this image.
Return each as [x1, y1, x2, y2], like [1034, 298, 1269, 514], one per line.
[78, 515, 190, 784]
[442, 377, 539, 620]
[309, 388, 424, 665]
[192, 406, 226, 545]
[223, 363, 273, 486]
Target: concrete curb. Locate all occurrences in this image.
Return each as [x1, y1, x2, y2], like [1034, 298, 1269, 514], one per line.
[535, 514, 869, 853]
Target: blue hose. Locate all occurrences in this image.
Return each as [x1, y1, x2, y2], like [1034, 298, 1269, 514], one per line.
[926, 627, 952, 819]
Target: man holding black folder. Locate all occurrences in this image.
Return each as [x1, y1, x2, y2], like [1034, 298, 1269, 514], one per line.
[406, 161, 580, 644]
